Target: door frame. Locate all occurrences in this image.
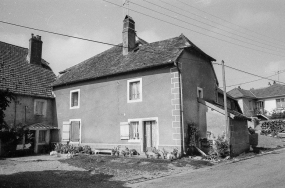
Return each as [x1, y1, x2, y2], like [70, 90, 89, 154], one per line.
[128, 117, 159, 152]
[69, 119, 82, 144]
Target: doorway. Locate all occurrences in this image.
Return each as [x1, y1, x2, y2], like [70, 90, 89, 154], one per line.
[143, 121, 157, 151]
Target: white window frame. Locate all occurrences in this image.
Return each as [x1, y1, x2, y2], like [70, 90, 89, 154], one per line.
[197, 87, 203, 98]
[276, 98, 285, 109]
[34, 99, 47, 116]
[127, 78, 142, 103]
[70, 89, 80, 109]
[129, 121, 140, 142]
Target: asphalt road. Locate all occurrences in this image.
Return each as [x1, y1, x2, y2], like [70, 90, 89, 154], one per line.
[132, 148, 285, 188]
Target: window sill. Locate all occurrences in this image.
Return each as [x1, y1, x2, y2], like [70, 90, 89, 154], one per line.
[127, 99, 142, 103]
[70, 106, 80, 109]
[128, 139, 141, 143]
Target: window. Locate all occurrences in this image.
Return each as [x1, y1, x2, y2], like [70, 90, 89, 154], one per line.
[62, 120, 81, 143]
[34, 99, 47, 116]
[39, 130, 46, 143]
[120, 121, 141, 142]
[276, 98, 285, 108]
[197, 87, 203, 98]
[249, 100, 253, 110]
[70, 89, 80, 109]
[130, 121, 140, 140]
[127, 78, 142, 103]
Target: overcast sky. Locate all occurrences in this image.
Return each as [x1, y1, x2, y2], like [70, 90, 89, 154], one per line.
[1, 0, 285, 91]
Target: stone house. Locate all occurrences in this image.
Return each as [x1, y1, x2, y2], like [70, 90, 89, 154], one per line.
[228, 83, 285, 119]
[52, 16, 249, 155]
[0, 34, 58, 154]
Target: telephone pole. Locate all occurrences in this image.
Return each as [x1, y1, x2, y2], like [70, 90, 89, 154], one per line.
[222, 60, 230, 145]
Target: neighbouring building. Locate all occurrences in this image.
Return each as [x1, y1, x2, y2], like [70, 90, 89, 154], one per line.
[228, 83, 285, 119]
[52, 15, 249, 156]
[0, 34, 58, 154]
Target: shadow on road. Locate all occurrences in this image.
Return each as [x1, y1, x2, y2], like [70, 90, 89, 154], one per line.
[0, 170, 128, 188]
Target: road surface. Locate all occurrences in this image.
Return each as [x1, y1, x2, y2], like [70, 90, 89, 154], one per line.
[132, 148, 285, 188]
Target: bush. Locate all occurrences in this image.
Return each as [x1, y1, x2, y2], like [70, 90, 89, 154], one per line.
[209, 134, 230, 158]
[54, 143, 93, 154]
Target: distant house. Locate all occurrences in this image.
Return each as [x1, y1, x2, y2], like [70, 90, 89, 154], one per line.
[52, 16, 249, 156]
[0, 34, 58, 153]
[228, 83, 285, 119]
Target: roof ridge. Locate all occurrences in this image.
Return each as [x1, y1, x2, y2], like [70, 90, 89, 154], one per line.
[0, 40, 28, 50]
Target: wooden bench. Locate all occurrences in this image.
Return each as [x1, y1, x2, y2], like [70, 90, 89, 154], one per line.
[94, 148, 113, 155]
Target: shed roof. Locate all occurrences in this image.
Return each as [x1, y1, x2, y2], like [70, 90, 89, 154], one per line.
[28, 122, 58, 130]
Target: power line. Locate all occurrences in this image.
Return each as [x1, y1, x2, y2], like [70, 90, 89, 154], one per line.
[142, 0, 285, 52]
[220, 64, 285, 85]
[103, 0, 285, 58]
[158, 0, 285, 49]
[224, 70, 285, 88]
[0, 20, 123, 48]
[176, 0, 285, 46]
[131, 1, 285, 54]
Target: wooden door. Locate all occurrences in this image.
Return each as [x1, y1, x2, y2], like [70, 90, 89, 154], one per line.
[143, 121, 156, 151]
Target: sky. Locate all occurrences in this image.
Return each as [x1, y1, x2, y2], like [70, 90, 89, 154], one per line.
[1, 0, 285, 91]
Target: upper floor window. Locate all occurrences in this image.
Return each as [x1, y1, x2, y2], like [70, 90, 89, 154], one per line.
[70, 89, 80, 109]
[34, 99, 47, 116]
[197, 87, 203, 98]
[127, 78, 142, 103]
[276, 98, 285, 108]
[248, 100, 253, 110]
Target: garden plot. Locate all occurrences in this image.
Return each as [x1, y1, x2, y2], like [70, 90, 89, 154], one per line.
[61, 154, 213, 184]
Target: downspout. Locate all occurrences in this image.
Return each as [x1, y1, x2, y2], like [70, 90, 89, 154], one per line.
[174, 61, 185, 155]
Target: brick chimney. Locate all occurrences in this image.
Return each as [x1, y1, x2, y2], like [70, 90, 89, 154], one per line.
[28, 33, 42, 65]
[122, 15, 136, 55]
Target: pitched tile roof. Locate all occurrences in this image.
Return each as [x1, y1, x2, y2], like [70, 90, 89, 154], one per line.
[53, 34, 215, 87]
[227, 87, 256, 98]
[228, 84, 285, 99]
[250, 83, 285, 98]
[28, 122, 58, 130]
[0, 41, 56, 98]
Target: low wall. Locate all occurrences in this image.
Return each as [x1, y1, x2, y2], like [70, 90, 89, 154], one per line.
[230, 119, 250, 157]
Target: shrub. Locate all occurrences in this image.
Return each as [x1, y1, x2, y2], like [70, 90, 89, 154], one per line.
[208, 134, 230, 158]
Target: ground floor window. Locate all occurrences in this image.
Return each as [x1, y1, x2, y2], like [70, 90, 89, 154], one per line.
[39, 130, 47, 143]
[62, 120, 80, 142]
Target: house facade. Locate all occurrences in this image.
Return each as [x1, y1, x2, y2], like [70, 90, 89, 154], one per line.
[53, 16, 249, 155]
[0, 34, 58, 154]
[228, 83, 285, 119]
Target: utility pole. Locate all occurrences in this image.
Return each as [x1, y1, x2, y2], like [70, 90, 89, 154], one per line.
[222, 60, 230, 142]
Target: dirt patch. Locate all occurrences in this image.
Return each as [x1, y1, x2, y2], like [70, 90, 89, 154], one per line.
[61, 154, 213, 183]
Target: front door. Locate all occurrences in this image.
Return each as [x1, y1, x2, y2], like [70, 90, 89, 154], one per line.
[143, 121, 156, 151]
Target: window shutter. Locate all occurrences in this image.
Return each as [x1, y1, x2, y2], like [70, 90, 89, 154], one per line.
[120, 122, 129, 140]
[71, 121, 80, 142]
[62, 121, 70, 141]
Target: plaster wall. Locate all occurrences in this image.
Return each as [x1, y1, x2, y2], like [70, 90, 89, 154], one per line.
[53, 66, 180, 151]
[264, 98, 277, 113]
[179, 51, 217, 141]
[4, 94, 56, 127]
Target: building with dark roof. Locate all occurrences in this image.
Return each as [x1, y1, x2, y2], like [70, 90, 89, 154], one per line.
[0, 34, 58, 154]
[53, 15, 249, 156]
[228, 83, 285, 119]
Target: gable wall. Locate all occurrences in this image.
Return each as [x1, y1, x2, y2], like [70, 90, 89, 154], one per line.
[179, 51, 217, 141]
[53, 66, 181, 151]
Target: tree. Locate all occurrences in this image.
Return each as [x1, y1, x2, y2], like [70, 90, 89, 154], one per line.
[0, 89, 14, 129]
